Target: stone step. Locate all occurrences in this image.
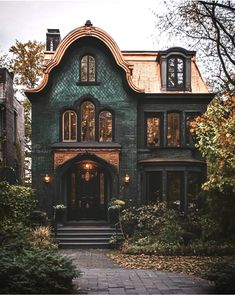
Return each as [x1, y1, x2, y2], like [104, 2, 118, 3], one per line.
[56, 222, 121, 249]
[59, 242, 110, 248]
[56, 231, 119, 237]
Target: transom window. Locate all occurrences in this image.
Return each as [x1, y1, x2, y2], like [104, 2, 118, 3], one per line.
[167, 112, 180, 147]
[146, 114, 162, 147]
[62, 110, 77, 142]
[167, 56, 185, 89]
[80, 55, 96, 82]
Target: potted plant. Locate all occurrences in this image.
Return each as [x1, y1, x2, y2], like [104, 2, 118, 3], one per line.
[108, 198, 125, 234]
[53, 204, 66, 225]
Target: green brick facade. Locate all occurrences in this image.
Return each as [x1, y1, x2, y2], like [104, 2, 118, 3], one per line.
[30, 39, 138, 215]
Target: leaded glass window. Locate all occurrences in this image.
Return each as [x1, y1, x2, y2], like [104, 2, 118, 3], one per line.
[167, 112, 180, 147]
[146, 116, 161, 147]
[62, 110, 77, 142]
[167, 56, 185, 89]
[81, 101, 95, 141]
[99, 111, 112, 142]
[80, 55, 96, 82]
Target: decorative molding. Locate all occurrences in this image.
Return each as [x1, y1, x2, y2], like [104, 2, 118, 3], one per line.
[53, 148, 120, 171]
[26, 25, 144, 95]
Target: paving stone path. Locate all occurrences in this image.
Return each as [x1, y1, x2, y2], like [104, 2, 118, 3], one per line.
[60, 249, 215, 295]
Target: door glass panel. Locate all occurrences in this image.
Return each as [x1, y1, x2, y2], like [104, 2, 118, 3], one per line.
[81, 101, 95, 141]
[100, 172, 105, 205]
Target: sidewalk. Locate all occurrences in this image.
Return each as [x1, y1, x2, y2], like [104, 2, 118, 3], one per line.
[61, 249, 214, 295]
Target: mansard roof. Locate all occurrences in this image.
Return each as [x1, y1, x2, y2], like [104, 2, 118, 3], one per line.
[25, 23, 209, 95]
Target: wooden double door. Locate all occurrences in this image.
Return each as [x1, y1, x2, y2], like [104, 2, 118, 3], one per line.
[67, 161, 107, 221]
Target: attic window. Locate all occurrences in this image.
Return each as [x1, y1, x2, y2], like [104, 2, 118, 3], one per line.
[80, 55, 96, 82]
[167, 56, 185, 89]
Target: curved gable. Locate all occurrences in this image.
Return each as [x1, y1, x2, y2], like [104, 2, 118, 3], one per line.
[26, 24, 144, 94]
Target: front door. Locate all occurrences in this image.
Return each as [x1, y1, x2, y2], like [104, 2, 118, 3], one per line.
[67, 161, 107, 221]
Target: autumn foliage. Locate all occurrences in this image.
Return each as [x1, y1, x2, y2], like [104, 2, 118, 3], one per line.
[190, 94, 235, 192]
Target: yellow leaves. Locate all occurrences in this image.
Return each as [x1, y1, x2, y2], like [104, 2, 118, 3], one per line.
[108, 252, 230, 278]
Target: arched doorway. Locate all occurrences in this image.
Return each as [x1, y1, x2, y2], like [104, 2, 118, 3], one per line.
[56, 153, 118, 222]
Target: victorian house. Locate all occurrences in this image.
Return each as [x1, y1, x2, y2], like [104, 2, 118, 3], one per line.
[25, 21, 213, 224]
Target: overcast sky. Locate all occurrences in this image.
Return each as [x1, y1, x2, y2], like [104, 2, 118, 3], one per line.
[0, 0, 173, 53]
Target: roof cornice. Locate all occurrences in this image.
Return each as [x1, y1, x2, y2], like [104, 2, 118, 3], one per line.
[25, 25, 144, 95]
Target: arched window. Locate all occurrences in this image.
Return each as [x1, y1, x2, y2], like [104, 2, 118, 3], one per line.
[80, 55, 96, 82]
[167, 56, 185, 89]
[99, 111, 113, 142]
[62, 110, 77, 142]
[81, 101, 95, 141]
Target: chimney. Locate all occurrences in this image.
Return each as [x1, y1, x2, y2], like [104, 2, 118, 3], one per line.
[46, 29, 61, 51]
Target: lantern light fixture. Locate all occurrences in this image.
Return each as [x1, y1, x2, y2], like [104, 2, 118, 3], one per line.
[43, 174, 51, 183]
[124, 173, 130, 184]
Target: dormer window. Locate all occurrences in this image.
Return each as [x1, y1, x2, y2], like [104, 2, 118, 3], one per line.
[159, 47, 194, 92]
[167, 56, 185, 89]
[80, 55, 96, 82]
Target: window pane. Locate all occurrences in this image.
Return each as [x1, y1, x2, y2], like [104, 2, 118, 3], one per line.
[63, 112, 70, 140]
[177, 58, 183, 72]
[147, 172, 162, 203]
[70, 111, 77, 141]
[100, 172, 105, 205]
[168, 72, 175, 87]
[186, 114, 198, 146]
[81, 56, 88, 81]
[99, 111, 112, 142]
[167, 113, 180, 146]
[177, 73, 183, 86]
[167, 172, 184, 211]
[81, 101, 95, 141]
[167, 56, 185, 88]
[63, 111, 77, 142]
[168, 58, 175, 72]
[188, 172, 201, 209]
[89, 56, 96, 82]
[146, 117, 160, 147]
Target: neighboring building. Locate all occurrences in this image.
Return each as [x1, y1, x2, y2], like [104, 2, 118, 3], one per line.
[25, 22, 214, 221]
[0, 68, 24, 184]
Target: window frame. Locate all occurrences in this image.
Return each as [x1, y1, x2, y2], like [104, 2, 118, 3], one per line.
[185, 112, 200, 147]
[144, 112, 163, 148]
[80, 100, 96, 142]
[98, 109, 114, 143]
[167, 55, 186, 90]
[62, 110, 78, 142]
[79, 54, 97, 85]
[166, 111, 181, 147]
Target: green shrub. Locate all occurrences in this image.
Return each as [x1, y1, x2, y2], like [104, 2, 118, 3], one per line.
[205, 256, 235, 293]
[121, 240, 235, 256]
[120, 203, 184, 245]
[0, 247, 79, 294]
[0, 182, 36, 232]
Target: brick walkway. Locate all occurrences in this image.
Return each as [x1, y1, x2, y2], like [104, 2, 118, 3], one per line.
[60, 249, 214, 295]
